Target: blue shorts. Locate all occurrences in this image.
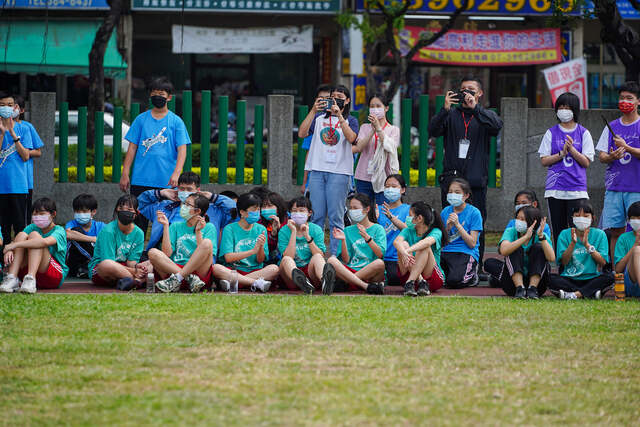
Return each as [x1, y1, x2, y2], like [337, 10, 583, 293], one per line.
[601, 191, 640, 230]
[624, 269, 640, 297]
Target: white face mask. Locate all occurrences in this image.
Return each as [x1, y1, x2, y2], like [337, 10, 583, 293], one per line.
[630, 219, 640, 231]
[573, 217, 591, 231]
[515, 203, 530, 213]
[556, 109, 574, 123]
[514, 219, 528, 234]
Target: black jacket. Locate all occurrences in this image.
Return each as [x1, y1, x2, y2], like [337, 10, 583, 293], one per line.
[428, 104, 503, 188]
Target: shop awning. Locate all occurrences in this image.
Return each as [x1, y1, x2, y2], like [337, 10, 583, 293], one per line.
[0, 20, 127, 78]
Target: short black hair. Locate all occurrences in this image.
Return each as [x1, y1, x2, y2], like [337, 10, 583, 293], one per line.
[237, 192, 262, 212]
[332, 85, 351, 116]
[571, 199, 594, 217]
[220, 190, 238, 200]
[0, 91, 13, 102]
[178, 171, 200, 187]
[315, 84, 332, 97]
[460, 75, 483, 91]
[72, 194, 98, 211]
[289, 196, 312, 211]
[32, 197, 56, 214]
[628, 201, 640, 218]
[13, 95, 25, 109]
[514, 189, 538, 205]
[555, 92, 581, 123]
[149, 77, 174, 95]
[619, 81, 640, 99]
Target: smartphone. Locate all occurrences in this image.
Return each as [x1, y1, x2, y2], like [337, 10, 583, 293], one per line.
[324, 98, 334, 111]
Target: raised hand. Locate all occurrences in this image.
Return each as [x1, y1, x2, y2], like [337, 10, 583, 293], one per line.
[332, 227, 345, 241]
[160, 188, 179, 201]
[157, 210, 169, 227]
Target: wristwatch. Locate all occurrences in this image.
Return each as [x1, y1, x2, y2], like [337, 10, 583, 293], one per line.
[365, 237, 373, 243]
[306, 237, 313, 244]
[539, 234, 546, 241]
[587, 245, 596, 254]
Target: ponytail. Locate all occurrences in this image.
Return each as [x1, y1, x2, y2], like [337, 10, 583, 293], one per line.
[411, 201, 448, 246]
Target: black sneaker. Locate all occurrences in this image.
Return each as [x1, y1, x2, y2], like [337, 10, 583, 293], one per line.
[366, 282, 385, 295]
[514, 286, 526, 299]
[116, 277, 136, 291]
[403, 280, 417, 297]
[526, 286, 539, 300]
[478, 272, 490, 282]
[76, 266, 89, 279]
[321, 263, 336, 295]
[292, 268, 314, 294]
[417, 280, 430, 296]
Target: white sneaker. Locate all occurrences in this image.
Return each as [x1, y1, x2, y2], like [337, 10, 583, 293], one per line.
[218, 280, 231, 292]
[559, 290, 577, 300]
[19, 274, 37, 294]
[186, 274, 206, 293]
[0, 274, 20, 293]
[250, 278, 271, 293]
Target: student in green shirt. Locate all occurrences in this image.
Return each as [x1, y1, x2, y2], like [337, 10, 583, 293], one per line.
[278, 196, 334, 294]
[327, 193, 386, 295]
[497, 206, 555, 299]
[1, 198, 68, 293]
[549, 200, 614, 299]
[613, 201, 640, 297]
[394, 201, 448, 297]
[149, 193, 217, 293]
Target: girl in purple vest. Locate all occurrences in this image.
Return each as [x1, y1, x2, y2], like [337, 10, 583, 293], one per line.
[538, 92, 594, 245]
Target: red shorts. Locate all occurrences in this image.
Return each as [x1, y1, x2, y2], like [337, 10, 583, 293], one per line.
[19, 257, 64, 289]
[91, 261, 127, 287]
[281, 264, 312, 291]
[175, 264, 213, 290]
[398, 265, 445, 292]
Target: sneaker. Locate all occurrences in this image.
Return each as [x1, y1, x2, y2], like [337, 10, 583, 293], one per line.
[76, 266, 89, 279]
[218, 280, 231, 292]
[514, 286, 526, 299]
[468, 274, 480, 287]
[251, 278, 271, 293]
[526, 286, 539, 300]
[478, 272, 490, 282]
[186, 274, 206, 293]
[597, 284, 613, 299]
[292, 268, 314, 294]
[321, 263, 336, 296]
[417, 280, 431, 296]
[155, 274, 182, 293]
[116, 277, 136, 292]
[19, 274, 37, 294]
[366, 282, 385, 295]
[0, 274, 20, 293]
[559, 290, 578, 300]
[403, 280, 418, 297]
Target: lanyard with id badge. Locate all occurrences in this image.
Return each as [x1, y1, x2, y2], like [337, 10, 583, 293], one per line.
[458, 112, 473, 160]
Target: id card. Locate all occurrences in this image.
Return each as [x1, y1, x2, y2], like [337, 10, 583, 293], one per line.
[458, 138, 470, 159]
[326, 149, 337, 163]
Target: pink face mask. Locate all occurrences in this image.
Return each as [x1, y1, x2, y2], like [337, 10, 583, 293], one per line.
[32, 214, 51, 229]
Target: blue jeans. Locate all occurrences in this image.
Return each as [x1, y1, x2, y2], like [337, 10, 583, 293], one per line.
[355, 179, 385, 205]
[308, 171, 351, 255]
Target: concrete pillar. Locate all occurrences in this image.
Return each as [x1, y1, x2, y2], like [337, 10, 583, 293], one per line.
[19, 73, 27, 99]
[117, 14, 133, 108]
[30, 92, 57, 200]
[267, 95, 294, 196]
[500, 97, 528, 197]
[573, 20, 584, 60]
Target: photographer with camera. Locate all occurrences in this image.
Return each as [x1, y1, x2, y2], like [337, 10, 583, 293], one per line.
[428, 76, 503, 280]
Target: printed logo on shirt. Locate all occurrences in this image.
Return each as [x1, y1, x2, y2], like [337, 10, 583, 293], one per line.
[384, 222, 398, 234]
[546, 171, 563, 188]
[605, 171, 620, 188]
[620, 152, 633, 165]
[235, 237, 255, 252]
[0, 144, 17, 168]
[295, 241, 308, 264]
[350, 238, 369, 267]
[320, 127, 340, 146]
[141, 127, 168, 156]
[176, 234, 197, 260]
[565, 248, 586, 276]
[116, 240, 138, 262]
[448, 221, 466, 242]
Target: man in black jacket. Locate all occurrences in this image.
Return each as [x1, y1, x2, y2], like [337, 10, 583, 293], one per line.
[428, 76, 503, 280]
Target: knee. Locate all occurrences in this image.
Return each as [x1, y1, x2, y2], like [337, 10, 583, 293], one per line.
[199, 238, 213, 252]
[310, 253, 324, 263]
[27, 231, 41, 240]
[148, 248, 162, 261]
[372, 259, 385, 272]
[327, 256, 339, 266]
[632, 246, 640, 257]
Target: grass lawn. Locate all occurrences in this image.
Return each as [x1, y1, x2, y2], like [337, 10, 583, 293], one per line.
[1, 295, 639, 425]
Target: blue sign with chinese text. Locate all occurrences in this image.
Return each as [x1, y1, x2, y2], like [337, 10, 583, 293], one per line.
[3, 0, 109, 9]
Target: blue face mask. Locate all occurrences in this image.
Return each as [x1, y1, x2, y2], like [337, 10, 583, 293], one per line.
[0, 106, 14, 119]
[261, 208, 277, 221]
[178, 191, 193, 203]
[383, 187, 402, 203]
[447, 193, 464, 207]
[246, 211, 260, 224]
[74, 212, 92, 225]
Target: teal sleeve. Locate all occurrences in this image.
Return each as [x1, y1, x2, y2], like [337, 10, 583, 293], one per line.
[311, 225, 326, 253]
[96, 228, 117, 261]
[556, 229, 570, 264]
[261, 228, 269, 260]
[614, 234, 632, 266]
[499, 227, 516, 245]
[52, 226, 67, 255]
[398, 227, 411, 241]
[277, 227, 291, 256]
[128, 229, 144, 262]
[22, 224, 37, 235]
[219, 225, 235, 259]
[429, 228, 442, 252]
[203, 224, 217, 255]
[594, 230, 609, 263]
[373, 225, 387, 255]
[169, 223, 178, 254]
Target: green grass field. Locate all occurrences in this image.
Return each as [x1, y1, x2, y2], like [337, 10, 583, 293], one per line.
[1, 295, 639, 425]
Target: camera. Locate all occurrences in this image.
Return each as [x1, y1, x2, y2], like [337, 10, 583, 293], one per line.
[453, 89, 475, 101]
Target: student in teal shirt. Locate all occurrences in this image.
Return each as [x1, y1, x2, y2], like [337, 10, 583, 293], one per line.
[394, 201, 448, 297]
[613, 201, 640, 297]
[327, 193, 386, 295]
[148, 193, 217, 293]
[549, 200, 613, 299]
[278, 196, 332, 294]
[497, 206, 555, 299]
[1, 198, 68, 293]
[218, 192, 279, 292]
[88, 195, 145, 291]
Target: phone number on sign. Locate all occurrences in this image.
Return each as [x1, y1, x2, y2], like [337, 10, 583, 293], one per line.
[359, 0, 579, 14]
[5, 0, 107, 7]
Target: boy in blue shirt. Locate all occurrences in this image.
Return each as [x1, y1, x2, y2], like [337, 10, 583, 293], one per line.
[119, 77, 191, 232]
[65, 194, 106, 278]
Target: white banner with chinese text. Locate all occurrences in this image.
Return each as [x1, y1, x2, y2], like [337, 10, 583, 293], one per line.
[543, 58, 588, 109]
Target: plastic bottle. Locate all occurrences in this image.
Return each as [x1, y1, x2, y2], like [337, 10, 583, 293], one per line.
[614, 273, 625, 301]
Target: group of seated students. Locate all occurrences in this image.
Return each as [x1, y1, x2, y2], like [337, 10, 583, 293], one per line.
[0, 172, 638, 299]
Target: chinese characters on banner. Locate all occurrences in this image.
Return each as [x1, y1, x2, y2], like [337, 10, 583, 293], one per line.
[542, 58, 588, 109]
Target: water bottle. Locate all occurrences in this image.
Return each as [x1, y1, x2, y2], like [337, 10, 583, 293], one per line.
[230, 269, 239, 294]
[614, 273, 625, 301]
[146, 273, 155, 293]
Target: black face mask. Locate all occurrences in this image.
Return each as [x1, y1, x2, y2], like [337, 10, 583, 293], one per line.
[150, 95, 167, 108]
[335, 98, 345, 109]
[117, 210, 136, 225]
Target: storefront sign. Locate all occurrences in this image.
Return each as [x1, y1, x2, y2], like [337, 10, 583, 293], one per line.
[3, 0, 108, 8]
[356, 0, 580, 15]
[584, 0, 640, 19]
[543, 58, 588, 109]
[134, 0, 340, 13]
[400, 27, 561, 66]
[561, 30, 572, 62]
[353, 75, 367, 111]
[172, 25, 313, 54]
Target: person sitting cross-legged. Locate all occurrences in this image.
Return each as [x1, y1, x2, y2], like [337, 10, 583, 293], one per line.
[613, 201, 640, 297]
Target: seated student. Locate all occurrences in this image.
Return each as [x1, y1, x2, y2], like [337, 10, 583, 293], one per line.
[394, 201, 448, 297]
[497, 206, 555, 299]
[218, 193, 279, 292]
[549, 200, 613, 299]
[258, 191, 288, 265]
[149, 193, 216, 293]
[614, 201, 640, 297]
[376, 174, 411, 286]
[137, 171, 236, 252]
[440, 178, 483, 288]
[1, 198, 68, 293]
[65, 194, 106, 278]
[326, 193, 386, 295]
[88, 195, 147, 291]
[278, 196, 334, 294]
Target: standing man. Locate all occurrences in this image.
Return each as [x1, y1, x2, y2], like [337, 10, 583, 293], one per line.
[428, 76, 503, 281]
[119, 77, 191, 232]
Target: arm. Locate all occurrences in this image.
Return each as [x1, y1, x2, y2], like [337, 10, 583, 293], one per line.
[498, 235, 530, 256]
[340, 237, 350, 263]
[366, 235, 384, 259]
[255, 233, 266, 263]
[14, 140, 30, 161]
[282, 227, 297, 259]
[614, 135, 640, 159]
[66, 229, 97, 244]
[428, 108, 449, 138]
[351, 124, 373, 154]
[472, 105, 503, 135]
[540, 151, 566, 167]
[568, 145, 591, 168]
[29, 148, 41, 158]
[298, 100, 323, 138]
[224, 249, 257, 264]
[7, 234, 56, 250]
[170, 145, 187, 187]
[161, 223, 172, 257]
[339, 115, 357, 143]
[120, 143, 138, 191]
[540, 238, 556, 262]
[407, 236, 435, 253]
[561, 241, 575, 266]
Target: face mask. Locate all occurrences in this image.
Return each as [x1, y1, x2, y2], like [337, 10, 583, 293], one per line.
[370, 107, 386, 119]
[261, 208, 277, 221]
[405, 216, 414, 228]
[630, 219, 640, 231]
[514, 219, 528, 234]
[384, 187, 402, 203]
[573, 217, 591, 231]
[291, 212, 308, 225]
[180, 204, 194, 221]
[11, 106, 20, 119]
[150, 95, 167, 109]
[515, 203, 530, 213]
[32, 214, 51, 229]
[117, 210, 136, 225]
[245, 211, 260, 224]
[348, 209, 366, 223]
[0, 106, 14, 118]
[335, 98, 345, 109]
[447, 193, 464, 207]
[619, 100, 637, 114]
[556, 109, 574, 123]
[74, 213, 92, 225]
[178, 191, 193, 203]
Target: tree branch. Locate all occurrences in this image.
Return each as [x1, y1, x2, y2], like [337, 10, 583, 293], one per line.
[629, 0, 640, 12]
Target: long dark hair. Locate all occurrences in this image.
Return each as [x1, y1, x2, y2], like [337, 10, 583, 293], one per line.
[262, 191, 288, 224]
[190, 193, 211, 223]
[520, 206, 542, 234]
[411, 201, 448, 246]
[351, 193, 377, 223]
[333, 85, 351, 116]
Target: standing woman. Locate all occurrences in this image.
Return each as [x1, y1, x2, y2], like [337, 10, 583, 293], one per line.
[352, 94, 400, 205]
[298, 85, 359, 255]
[538, 92, 594, 245]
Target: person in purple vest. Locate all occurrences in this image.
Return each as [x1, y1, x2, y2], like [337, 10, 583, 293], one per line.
[538, 92, 594, 246]
[595, 81, 640, 261]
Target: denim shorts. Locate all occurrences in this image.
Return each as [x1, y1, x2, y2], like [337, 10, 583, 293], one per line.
[601, 191, 640, 229]
[624, 269, 640, 297]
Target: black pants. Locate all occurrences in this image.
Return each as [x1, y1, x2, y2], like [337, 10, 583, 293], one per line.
[499, 244, 549, 296]
[66, 228, 95, 277]
[548, 273, 614, 298]
[484, 257, 503, 287]
[0, 193, 28, 245]
[546, 197, 587, 249]
[441, 252, 479, 288]
[385, 260, 404, 286]
[27, 189, 33, 223]
[130, 185, 160, 235]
